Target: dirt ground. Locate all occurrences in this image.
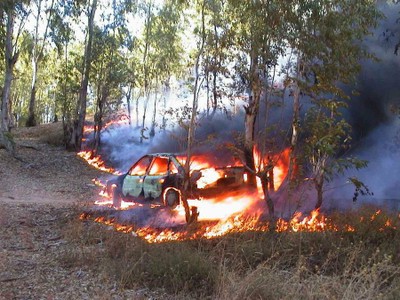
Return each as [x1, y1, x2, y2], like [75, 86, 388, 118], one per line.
[0, 124, 143, 299]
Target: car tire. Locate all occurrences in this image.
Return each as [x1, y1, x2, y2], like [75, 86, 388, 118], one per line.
[163, 187, 180, 209]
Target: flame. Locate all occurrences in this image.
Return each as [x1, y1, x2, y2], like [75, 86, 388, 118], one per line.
[253, 148, 290, 191]
[77, 151, 121, 175]
[83, 116, 130, 135]
[77, 138, 395, 244]
[196, 168, 225, 189]
[80, 207, 399, 244]
[185, 192, 259, 221]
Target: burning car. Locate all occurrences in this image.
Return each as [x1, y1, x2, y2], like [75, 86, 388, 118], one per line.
[106, 153, 247, 208]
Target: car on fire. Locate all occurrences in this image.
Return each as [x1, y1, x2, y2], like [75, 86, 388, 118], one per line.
[106, 153, 247, 208]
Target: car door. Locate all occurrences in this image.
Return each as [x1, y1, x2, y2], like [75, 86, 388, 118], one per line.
[122, 155, 153, 198]
[142, 156, 170, 199]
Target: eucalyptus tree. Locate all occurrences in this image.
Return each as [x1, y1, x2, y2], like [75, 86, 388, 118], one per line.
[110, 0, 137, 126]
[25, 0, 55, 127]
[178, 0, 206, 223]
[71, 0, 98, 151]
[12, 31, 36, 126]
[53, 0, 98, 150]
[0, 9, 5, 70]
[201, 0, 228, 118]
[148, 0, 184, 137]
[215, 1, 289, 217]
[284, 0, 381, 208]
[53, 44, 82, 146]
[90, 27, 129, 155]
[137, 0, 154, 142]
[0, 0, 29, 153]
[136, 0, 185, 140]
[90, 0, 137, 154]
[33, 49, 58, 123]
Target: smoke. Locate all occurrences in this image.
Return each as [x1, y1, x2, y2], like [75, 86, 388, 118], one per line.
[347, 3, 400, 138]
[323, 3, 400, 209]
[91, 4, 400, 216]
[97, 111, 246, 172]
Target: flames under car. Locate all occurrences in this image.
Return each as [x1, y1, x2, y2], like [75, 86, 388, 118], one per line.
[106, 153, 247, 208]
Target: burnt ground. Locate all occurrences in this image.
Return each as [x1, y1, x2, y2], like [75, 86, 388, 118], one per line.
[0, 124, 146, 299]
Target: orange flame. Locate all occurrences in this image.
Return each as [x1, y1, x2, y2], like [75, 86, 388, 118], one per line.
[83, 117, 130, 135]
[77, 151, 121, 175]
[80, 208, 398, 244]
[253, 148, 290, 191]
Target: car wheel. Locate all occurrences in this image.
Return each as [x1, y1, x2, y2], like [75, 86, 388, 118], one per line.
[163, 187, 181, 209]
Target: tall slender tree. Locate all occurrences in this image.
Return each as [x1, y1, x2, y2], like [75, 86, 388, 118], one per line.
[0, 0, 29, 153]
[67, 0, 97, 151]
[25, 0, 55, 127]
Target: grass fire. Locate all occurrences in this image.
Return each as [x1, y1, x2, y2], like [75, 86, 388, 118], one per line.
[3, 1, 400, 298]
[77, 122, 397, 246]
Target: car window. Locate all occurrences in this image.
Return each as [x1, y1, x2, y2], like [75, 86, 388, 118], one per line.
[129, 156, 152, 176]
[148, 157, 169, 176]
[169, 160, 178, 174]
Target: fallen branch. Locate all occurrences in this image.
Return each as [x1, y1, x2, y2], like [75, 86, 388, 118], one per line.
[18, 144, 40, 151]
[0, 275, 28, 283]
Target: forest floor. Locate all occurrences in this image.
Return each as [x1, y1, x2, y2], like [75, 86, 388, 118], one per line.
[0, 123, 148, 299]
[3, 123, 400, 300]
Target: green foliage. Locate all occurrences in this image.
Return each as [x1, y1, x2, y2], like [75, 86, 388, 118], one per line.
[303, 104, 369, 207]
[285, 0, 382, 95]
[91, 26, 128, 113]
[348, 176, 373, 202]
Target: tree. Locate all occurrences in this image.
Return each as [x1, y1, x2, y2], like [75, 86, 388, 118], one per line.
[0, 0, 29, 153]
[90, 27, 128, 155]
[213, 1, 289, 217]
[179, 0, 206, 223]
[304, 104, 368, 209]
[148, 0, 184, 137]
[284, 0, 381, 208]
[66, 0, 97, 151]
[25, 0, 55, 127]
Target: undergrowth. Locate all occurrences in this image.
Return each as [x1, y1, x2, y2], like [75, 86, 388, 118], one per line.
[60, 206, 400, 299]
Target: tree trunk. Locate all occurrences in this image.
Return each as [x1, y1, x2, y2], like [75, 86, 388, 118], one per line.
[126, 85, 132, 125]
[162, 86, 167, 130]
[26, 0, 55, 127]
[26, 0, 42, 127]
[314, 178, 323, 210]
[260, 172, 274, 217]
[135, 96, 139, 127]
[70, 0, 97, 151]
[0, 9, 17, 154]
[140, 94, 149, 143]
[181, 0, 206, 224]
[149, 85, 158, 138]
[92, 82, 105, 156]
[62, 42, 72, 148]
[243, 98, 258, 188]
[26, 83, 37, 126]
[288, 56, 301, 185]
[268, 156, 275, 191]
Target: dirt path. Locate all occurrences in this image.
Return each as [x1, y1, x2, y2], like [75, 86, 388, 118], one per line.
[0, 125, 141, 299]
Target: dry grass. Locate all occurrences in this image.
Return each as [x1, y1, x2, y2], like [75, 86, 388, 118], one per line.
[13, 122, 65, 146]
[59, 206, 400, 299]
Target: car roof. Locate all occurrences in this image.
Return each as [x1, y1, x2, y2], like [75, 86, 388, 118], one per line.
[148, 153, 177, 157]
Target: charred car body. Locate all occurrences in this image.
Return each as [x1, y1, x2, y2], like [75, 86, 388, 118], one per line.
[106, 153, 247, 208]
